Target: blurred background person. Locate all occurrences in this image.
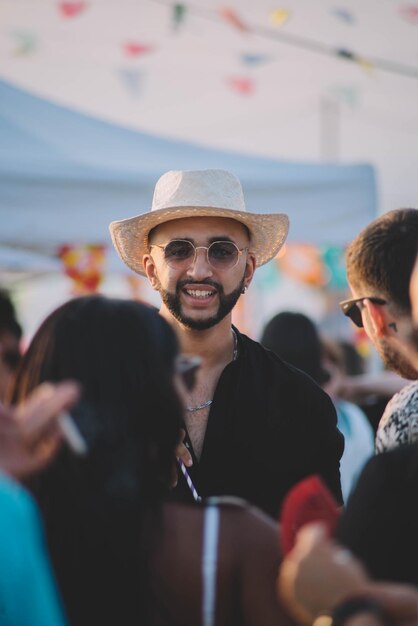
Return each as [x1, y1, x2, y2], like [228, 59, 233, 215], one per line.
[321, 338, 374, 502]
[0, 289, 22, 402]
[261, 311, 374, 502]
[0, 381, 79, 626]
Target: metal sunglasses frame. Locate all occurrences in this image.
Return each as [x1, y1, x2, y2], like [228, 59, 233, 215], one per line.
[150, 239, 249, 270]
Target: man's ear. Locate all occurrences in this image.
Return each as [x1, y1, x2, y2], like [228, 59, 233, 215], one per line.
[143, 254, 159, 290]
[363, 299, 389, 337]
[243, 252, 256, 289]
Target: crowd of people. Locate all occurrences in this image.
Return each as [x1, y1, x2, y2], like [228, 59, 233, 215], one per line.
[0, 169, 417, 626]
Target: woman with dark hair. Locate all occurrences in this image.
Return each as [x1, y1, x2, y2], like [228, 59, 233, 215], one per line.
[10, 295, 295, 626]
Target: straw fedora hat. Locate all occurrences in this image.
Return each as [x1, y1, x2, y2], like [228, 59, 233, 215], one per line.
[109, 169, 289, 276]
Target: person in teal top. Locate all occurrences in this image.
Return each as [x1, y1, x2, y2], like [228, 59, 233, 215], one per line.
[0, 380, 79, 626]
[0, 473, 67, 626]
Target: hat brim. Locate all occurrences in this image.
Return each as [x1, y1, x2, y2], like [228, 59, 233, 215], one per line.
[109, 205, 289, 276]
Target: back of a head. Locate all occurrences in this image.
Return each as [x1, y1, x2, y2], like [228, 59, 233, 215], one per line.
[346, 208, 418, 316]
[261, 311, 329, 385]
[11, 295, 182, 625]
[0, 288, 22, 339]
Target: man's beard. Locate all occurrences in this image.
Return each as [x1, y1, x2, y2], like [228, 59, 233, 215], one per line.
[157, 276, 245, 330]
[377, 337, 418, 380]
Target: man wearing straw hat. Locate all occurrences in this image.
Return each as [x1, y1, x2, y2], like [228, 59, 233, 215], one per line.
[110, 169, 343, 516]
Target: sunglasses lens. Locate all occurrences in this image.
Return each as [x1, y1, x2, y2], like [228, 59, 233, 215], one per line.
[164, 241, 194, 268]
[209, 241, 239, 269]
[346, 303, 363, 328]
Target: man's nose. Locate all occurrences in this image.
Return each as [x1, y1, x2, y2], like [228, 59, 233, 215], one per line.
[186, 247, 213, 279]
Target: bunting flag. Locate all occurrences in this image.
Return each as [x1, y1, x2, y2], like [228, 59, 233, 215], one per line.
[58, 244, 106, 294]
[321, 246, 347, 289]
[336, 49, 374, 75]
[227, 76, 255, 94]
[240, 53, 271, 66]
[270, 9, 290, 26]
[357, 57, 375, 75]
[117, 68, 143, 96]
[276, 243, 328, 287]
[257, 260, 282, 290]
[331, 8, 355, 25]
[399, 5, 418, 23]
[219, 7, 249, 33]
[12, 32, 38, 57]
[122, 42, 154, 57]
[173, 4, 187, 30]
[58, 2, 87, 18]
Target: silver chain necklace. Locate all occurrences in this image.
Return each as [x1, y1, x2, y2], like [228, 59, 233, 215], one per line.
[185, 328, 238, 413]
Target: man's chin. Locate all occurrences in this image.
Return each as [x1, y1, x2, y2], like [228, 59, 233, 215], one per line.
[172, 311, 222, 331]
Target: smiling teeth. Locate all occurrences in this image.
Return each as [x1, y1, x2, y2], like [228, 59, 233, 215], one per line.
[186, 289, 213, 298]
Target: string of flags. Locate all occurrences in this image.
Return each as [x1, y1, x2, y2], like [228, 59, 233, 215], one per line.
[6, 1, 418, 97]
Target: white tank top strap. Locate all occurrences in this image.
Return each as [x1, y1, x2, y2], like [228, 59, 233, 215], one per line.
[202, 502, 220, 626]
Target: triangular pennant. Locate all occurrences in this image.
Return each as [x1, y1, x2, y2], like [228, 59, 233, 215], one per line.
[240, 53, 270, 66]
[173, 4, 187, 29]
[123, 42, 154, 57]
[227, 76, 255, 94]
[331, 7, 355, 25]
[399, 4, 418, 22]
[357, 57, 375, 75]
[270, 8, 290, 26]
[219, 7, 249, 32]
[118, 68, 143, 96]
[58, 2, 87, 18]
[12, 32, 38, 56]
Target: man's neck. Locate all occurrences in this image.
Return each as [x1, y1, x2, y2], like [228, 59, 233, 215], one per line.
[159, 306, 234, 366]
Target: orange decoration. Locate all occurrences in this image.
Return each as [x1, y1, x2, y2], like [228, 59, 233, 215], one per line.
[58, 244, 106, 294]
[219, 7, 249, 32]
[276, 243, 328, 286]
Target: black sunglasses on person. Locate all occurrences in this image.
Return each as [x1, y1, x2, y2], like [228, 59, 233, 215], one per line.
[339, 296, 387, 328]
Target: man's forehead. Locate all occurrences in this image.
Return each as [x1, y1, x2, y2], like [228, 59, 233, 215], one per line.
[149, 216, 250, 242]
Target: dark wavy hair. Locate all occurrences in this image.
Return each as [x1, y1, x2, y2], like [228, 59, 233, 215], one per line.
[11, 295, 183, 626]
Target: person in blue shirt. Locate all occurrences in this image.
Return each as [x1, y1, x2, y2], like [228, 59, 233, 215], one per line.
[0, 381, 79, 626]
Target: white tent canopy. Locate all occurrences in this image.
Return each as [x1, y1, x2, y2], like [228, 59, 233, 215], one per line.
[0, 79, 376, 272]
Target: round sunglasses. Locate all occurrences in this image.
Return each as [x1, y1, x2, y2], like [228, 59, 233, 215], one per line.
[150, 239, 248, 271]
